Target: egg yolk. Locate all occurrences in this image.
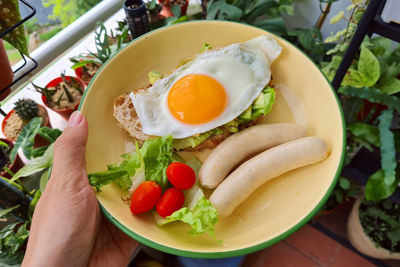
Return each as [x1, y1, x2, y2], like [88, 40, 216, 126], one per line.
[167, 74, 227, 124]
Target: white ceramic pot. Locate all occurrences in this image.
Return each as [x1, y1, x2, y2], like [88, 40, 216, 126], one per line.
[347, 199, 400, 260]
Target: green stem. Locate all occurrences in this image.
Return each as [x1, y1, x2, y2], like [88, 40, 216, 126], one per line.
[0, 176, 24, 192]
[62, 84, 74, 103]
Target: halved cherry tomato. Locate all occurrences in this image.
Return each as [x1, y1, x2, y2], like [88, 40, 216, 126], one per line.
[156, 188, 185, 218]
[130, 181, 162, 214]
[166, 162, 196, 190]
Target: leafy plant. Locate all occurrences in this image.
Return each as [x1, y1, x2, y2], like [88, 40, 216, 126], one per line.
[360, 199, 400, 252]
[206, 0, 298, 35]
[0, 0, 29, 55]
[70, 22, 130, 70]
[323, 177, 360, 211]
[0, 222, 29, 265]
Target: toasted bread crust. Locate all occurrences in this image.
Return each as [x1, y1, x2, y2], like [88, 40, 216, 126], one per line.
[113, 86, 264, 151]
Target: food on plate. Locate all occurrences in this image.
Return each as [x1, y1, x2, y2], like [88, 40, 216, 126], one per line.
[88, 136, 219, 238]
[113, 35, 282, 151]
[89, 36, 331, 239]
[156, 187, 185, 218]
[209, 137, 329, 218]
[199, 123, 306, 189]
[130, 181, 162, 214]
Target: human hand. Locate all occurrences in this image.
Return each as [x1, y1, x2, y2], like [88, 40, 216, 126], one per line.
[22, 111, 138, 267]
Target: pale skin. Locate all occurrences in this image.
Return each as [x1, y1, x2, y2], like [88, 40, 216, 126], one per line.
[22, 111, 138, 267]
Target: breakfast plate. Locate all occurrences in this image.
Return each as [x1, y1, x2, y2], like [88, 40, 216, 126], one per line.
[79, 21, 345, 258]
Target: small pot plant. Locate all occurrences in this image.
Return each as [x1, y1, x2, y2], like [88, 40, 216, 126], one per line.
[70, 22, 130, 85]
[2, 98, 50, 142]
[33, 73, 85, 120]
[0, 0, 30, 100]
[317, 177, 360, 217]
[0, 138, 23, 178]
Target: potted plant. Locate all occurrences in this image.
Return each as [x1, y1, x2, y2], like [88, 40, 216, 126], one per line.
[0, 40, 14, 100]
[348, 198, 400, 259]
[2, 98, 50, 142]
[0, 0, 30, 100]
[158, 0, 189, 17]
[69, 22, 130, 85]
[33, 74, 85, 120]
[0, 138, 23, 178]
[316, 177, 360, 217]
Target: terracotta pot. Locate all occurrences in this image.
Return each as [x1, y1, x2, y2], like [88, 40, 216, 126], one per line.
[74, 62, 100, 86]
[2, 105, 51, 148]
[0, 138, 24, 178]
[347, 199, 400, 259]
[43, 76, 85, 120]
[0, 40, 13, 100]
[158, 0, 188, 17]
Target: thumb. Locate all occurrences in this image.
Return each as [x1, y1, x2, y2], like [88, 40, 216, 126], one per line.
[52, 111, 89, 186]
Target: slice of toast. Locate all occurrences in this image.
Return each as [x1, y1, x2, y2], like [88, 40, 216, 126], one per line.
[113, 86, 262, 151]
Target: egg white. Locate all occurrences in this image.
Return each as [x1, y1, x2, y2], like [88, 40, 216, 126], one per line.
[130, 35, 282, 139]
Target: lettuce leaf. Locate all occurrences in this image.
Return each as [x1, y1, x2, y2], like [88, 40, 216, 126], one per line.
[88, 136, 174, 191]
[160, 197, 218, 238]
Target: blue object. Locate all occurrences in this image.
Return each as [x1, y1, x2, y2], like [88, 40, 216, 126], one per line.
[177, 256, 245, 267]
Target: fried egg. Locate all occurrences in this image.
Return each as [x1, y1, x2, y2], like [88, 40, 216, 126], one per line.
[130, 35, 282, 139]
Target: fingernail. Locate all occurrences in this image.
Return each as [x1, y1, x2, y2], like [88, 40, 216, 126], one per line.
[67, 111, 83, 127]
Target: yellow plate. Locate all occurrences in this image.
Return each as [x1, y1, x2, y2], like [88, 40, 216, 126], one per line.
[79, 21, 345, 258]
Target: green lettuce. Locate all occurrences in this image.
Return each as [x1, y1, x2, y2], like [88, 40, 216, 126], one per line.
[157, 197, 218, 238]
[88, 136, 174, 191]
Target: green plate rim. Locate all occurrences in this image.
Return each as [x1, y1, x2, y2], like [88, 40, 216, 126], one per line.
[78, 20, 346, 259]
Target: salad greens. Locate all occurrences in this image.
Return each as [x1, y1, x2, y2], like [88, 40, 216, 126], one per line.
[89, 136, 173, 191]
[87, 136, 219, 239]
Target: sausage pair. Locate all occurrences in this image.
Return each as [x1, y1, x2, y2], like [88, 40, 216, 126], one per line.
[198, 124, 329, 218]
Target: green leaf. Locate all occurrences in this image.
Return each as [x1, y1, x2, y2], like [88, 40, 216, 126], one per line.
[338, 87, 400, 114]
[365, 169, 400, 202]
[0, 0, 29, 55]
[253, 17, 287, 35]
[88, 136, 174, 191]
[94, 22, 111, 63]
[172, 127, 223, 151]
[348, 123, 379, 147]
[170, 4, 181, 17]
[207, 0, 243, 21]
[158, 197, 219, 239]
[0, 221, 29, 264]
[378, 77, 400, 95]
[342, 46, 380, 87]
[0, 205, 20, 218]
[200, 43, 212, 53]
[39, 168, 51, 192]
[29, 189, 41, 220]
[88, 169, 129, 191]
[330, 11, 344, 24]
[32, 146, 49, 158]
[339, 177, 351, 190]
[378, 110, 396, 186]
[140, 136, 173, 189]
[11, 144, 54, 182]
[37, 127, 62, 143]
[243, 0, 277, 23]
[9, 117, 42, 162]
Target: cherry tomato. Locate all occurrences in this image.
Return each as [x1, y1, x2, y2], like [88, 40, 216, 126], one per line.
[166, 162, 196, 190]
[130, 181, 162, 214]
[156, 188, 185, 218]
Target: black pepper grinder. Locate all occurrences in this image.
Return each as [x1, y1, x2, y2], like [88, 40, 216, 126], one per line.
[124, 0, 150, 39]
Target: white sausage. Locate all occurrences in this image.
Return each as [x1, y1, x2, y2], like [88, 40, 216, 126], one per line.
[209, 136, 329, 218]
[199, 124, 306, 189]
